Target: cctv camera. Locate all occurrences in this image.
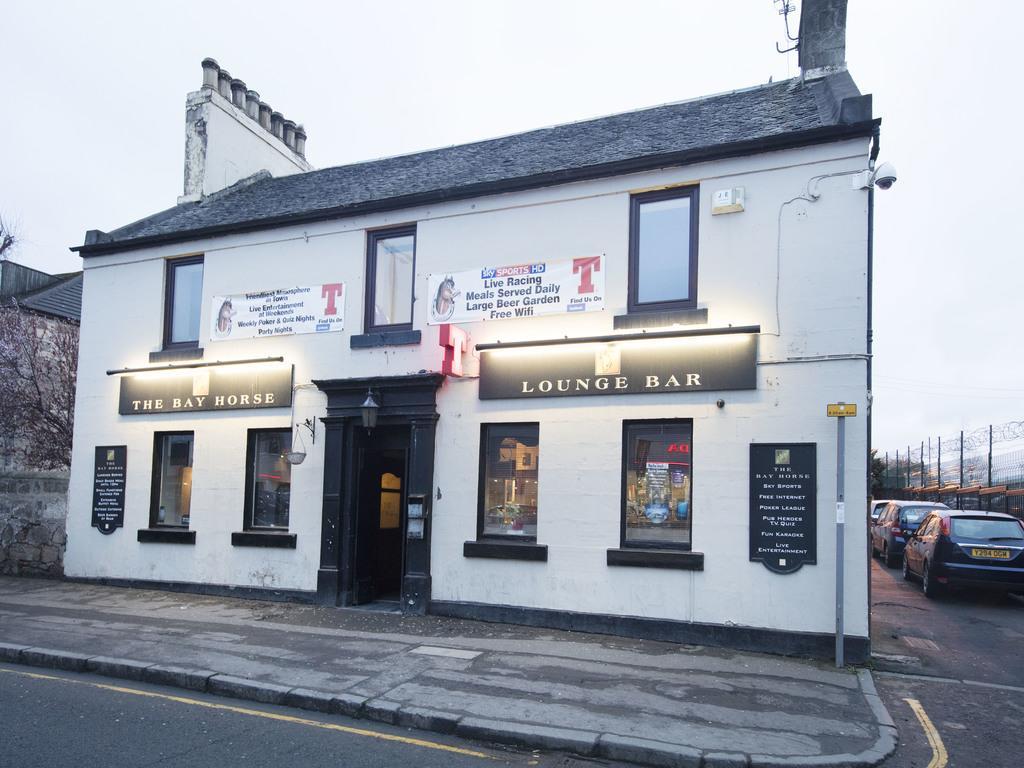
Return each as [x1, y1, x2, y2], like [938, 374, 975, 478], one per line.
[872, 161, 897, 190]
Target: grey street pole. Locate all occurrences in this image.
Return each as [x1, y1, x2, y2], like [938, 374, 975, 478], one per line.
[835, 411, 846, 668]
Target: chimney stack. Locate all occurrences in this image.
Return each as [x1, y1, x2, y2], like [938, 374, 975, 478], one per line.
[181, 58, 312, 203]
[798, 0, 848, 80]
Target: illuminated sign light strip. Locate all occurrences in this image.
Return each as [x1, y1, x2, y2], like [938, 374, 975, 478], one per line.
[474, 325, 760, 351]
[106, 356, 285, 376]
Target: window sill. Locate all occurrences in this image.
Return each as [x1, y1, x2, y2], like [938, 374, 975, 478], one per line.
[137, 528, 196, 545]
[463, 540, 548, 562]
[614, 307, 708, 331]
[231, 531, 297, 549]
[606, 548, 703, 570]
[149, 347, 204, 363]
[350, 330, 421, 349]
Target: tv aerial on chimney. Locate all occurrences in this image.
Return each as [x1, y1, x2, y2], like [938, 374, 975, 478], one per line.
[774, 0, 800, 54]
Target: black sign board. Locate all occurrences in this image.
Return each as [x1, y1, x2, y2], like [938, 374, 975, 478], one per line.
[92, 445, 127, 534]
[119, 364, 292, 415]
[479, 333, 756, 400]
[749, 443, 817, 574]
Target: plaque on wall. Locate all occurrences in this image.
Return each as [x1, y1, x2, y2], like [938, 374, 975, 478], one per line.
[92, 445, 127, 534]
[749, 443, 817, 574]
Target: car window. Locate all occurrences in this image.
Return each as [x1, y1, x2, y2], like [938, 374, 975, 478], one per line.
[900, 507, 939, 526]
[951, 518, 1024, 541]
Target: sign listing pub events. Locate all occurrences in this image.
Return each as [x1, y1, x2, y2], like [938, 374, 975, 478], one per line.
[749, 443, 817, 574]
[92, 445, 127, 534]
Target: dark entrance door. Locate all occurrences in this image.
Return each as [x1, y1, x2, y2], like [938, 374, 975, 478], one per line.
[315, 373, 443, 613]
[354, 428, 408, 604]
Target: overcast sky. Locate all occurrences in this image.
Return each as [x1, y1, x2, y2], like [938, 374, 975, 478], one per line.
[2, 1, 1020, 456]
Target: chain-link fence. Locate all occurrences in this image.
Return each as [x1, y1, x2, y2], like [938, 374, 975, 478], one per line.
[879, 422, 1024, 520]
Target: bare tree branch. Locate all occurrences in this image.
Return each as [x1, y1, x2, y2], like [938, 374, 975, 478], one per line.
[0, 304, 78, 470]
[0, 215, 17, 260]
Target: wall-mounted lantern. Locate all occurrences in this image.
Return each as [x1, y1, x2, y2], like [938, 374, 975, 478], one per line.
[361, 389, 379, 432]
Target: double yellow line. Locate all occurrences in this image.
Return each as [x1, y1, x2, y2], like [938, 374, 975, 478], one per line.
[0, 667, 500, 761]
[904, 698, 948, 768]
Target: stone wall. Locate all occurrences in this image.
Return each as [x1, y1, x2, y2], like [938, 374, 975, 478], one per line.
[0, 471, 68, 576]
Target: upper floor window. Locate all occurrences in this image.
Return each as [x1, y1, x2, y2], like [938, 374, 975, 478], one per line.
[366, 226, 416, 331]
[628, 187, 699, 313]
[164, 256, 204, 347]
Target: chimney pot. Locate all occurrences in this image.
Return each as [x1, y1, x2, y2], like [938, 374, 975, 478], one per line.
[294, 125, 307, 157]
[230, 79, 247, 108]
[201, 58, 220, 89]
[258, 102, 273, 131]
[271, 111, 285, 139]
[245, 90, 260, 119]
[283, 119, 297, 150]
[217, 69, 233, 99]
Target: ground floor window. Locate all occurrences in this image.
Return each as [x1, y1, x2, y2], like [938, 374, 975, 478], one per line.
[245, 429, 292, 529]
[622, 420, 692, 549]
[151, 432, 194, 527]
[478, 423, 539, 539]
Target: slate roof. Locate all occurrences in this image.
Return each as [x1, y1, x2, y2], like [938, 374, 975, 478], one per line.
[77, 71, 874, 256]
[15, 273, 83, 322]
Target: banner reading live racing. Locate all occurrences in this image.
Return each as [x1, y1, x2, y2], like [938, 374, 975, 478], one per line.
[426, 256, 604, 325]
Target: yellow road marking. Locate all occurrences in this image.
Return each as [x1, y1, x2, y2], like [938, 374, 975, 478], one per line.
[904, 698, 948, 768]
[0, 667, 499, 761]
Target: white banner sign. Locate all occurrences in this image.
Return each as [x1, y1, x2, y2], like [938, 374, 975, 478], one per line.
[210, 283, 345, 341]
[427, 256, 604, 325]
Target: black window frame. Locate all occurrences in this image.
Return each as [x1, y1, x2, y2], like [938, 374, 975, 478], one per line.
[149, 430, 195, 529]
[620, 418, 694, 551]
[364, 225, 417, 333]
[243, 428, 293, 531]
[163, 255, 205, 349]
[627, 186, 700, 314]
[476, 422, 540, 543]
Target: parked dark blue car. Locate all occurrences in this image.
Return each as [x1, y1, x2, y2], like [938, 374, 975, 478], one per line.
[902, 510, 1024, 598]
[871, 501, 948, 567]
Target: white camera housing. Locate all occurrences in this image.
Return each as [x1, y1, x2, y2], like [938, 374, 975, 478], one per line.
[872, 161, 897, 190]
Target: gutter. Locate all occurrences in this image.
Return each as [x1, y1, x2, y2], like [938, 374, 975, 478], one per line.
[74, 119, 881, 257]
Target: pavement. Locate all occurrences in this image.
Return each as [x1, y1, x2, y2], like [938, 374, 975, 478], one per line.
[0, 576, 895, 768]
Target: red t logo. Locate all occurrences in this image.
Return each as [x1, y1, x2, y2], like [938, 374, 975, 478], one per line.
[572, 256, 601, 294]
[439, 324, 469, 377]
[321, 283, 344, 316]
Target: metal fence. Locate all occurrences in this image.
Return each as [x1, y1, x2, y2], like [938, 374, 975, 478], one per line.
[879, 423, 1024, 520]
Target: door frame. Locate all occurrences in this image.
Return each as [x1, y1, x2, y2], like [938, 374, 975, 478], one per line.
[314, 373, 443, 613]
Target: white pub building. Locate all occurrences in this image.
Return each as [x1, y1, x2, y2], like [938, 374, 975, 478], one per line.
[66, 1, 885, 660]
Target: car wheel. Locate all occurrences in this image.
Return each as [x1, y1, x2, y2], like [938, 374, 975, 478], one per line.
[871, 537, 880, 558]
[922, 562, 942, 599]
[902, 554, 913, 581]
[884, 544, 899, 568]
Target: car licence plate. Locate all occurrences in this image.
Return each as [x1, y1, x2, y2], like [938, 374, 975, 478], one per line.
[970, 548, 1011, 559]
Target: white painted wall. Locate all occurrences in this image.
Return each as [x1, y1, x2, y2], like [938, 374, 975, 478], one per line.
[66, 137, 872, 638]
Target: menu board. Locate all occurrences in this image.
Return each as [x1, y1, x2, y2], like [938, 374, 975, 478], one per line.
[749, 443, 816, 573]
[92, 445, 127, 535]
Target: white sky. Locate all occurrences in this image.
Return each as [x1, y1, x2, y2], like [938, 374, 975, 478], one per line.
[1, 1, 1020, 454]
